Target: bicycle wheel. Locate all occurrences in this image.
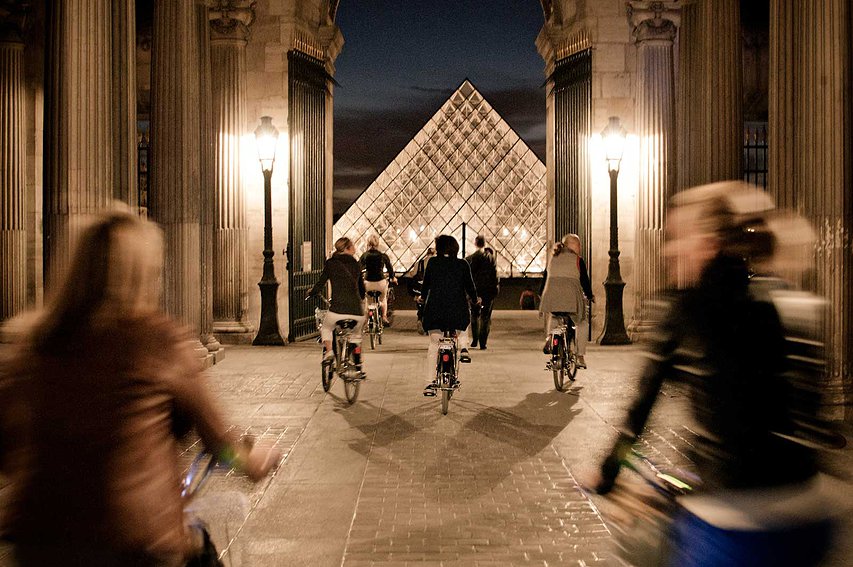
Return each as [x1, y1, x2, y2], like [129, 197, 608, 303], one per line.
[552, 343, 566, 392]
[377, 320, 383, 345]
[344, 375, 360, 403]
[441, 387, 450, 415]
[368, 327, 376, 350]
[321, 359, 333, 392]
[567, 336, 579, 381]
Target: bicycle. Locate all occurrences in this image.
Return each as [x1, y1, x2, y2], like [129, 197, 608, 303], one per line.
[314, 296, 365, 403]
[545, 313, 579, 391]
[594, 447, 696, 567]
[365, 290, 383, 349]
[424, 329, 461, 415]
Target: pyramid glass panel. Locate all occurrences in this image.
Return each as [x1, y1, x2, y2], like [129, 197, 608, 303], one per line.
[334, 80, 546, 276]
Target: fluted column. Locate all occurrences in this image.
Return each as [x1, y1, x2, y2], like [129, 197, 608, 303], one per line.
[0, 24, 26, 320]
[43, 1, 114, 290]
[769, 0, 852, 417]
[111, 0, 136, 205]
[675, 0, 742, 187]
[699, 0, 742, 181]
[627, 3, 679, 337]
[198, 4, 220, 354]
[675, 1, 700, 191]
[210, 3, 254, 338]
[150, 0, 202, 335]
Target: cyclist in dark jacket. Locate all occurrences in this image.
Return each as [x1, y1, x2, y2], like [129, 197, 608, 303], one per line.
[590, 182, 841, 567]
[420, 235, 479, 391]
[359, 235, 396, 324]
[307, 237, 365, 363]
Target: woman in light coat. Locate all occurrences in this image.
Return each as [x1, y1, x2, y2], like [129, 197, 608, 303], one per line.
[539, 234, 593, 367]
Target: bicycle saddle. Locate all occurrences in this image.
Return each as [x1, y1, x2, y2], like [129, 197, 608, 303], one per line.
[336, 319, 358, 330]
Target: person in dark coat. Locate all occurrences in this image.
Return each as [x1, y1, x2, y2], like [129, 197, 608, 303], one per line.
[307, 237, 366, 366]
[586, 182, 843, 566]
[465, 236, 499, 349]
[420, 235, 479, 391]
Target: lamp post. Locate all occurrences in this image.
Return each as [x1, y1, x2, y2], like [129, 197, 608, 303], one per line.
[252, 116, 285, 346]
[599, 116, 631, 345]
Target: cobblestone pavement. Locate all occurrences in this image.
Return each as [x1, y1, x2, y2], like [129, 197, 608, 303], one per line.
[1, 311, 851, 566]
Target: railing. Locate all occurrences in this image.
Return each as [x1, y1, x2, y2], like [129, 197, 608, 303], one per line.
[743, 121, 767, 189]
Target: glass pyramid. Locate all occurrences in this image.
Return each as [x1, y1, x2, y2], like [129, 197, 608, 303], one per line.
[333, 80, 546, 277]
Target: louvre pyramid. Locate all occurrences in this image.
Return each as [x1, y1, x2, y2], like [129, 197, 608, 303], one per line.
[333, 80, 546, 277]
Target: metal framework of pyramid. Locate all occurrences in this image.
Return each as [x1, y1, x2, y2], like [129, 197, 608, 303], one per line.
[333, 80, 546, 277]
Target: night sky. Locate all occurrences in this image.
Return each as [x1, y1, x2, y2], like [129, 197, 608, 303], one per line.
[333, 1, 548, 217]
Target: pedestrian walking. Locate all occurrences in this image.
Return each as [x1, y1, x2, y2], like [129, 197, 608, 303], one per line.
[466, 235, 499, 349]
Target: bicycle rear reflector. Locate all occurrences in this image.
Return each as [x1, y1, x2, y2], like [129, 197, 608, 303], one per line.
[442, 354, 450, 362]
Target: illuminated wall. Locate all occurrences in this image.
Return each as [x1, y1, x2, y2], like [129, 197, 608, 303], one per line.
[333, 80, 546, 277]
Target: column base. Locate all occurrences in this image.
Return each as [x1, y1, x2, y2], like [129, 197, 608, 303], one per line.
[213, 321, 255, 345]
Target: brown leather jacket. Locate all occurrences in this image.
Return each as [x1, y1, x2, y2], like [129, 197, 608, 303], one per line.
[0, 314, 233, 564]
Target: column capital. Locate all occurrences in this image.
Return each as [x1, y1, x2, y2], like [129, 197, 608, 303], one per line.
[628, 1, 680, 44]
[209, 0, 254, 42]
[0, 0, 30, 44]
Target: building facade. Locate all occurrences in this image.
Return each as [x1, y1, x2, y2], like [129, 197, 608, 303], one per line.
[0, 0, 850, 416]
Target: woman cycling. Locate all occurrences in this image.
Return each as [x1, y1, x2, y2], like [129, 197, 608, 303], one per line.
[419, 235, 479, 395]
[539, 233, 593, 368]
[0, 209, 278, 567]
[307, 236, 366, 370]
[359, 234, 397, 325]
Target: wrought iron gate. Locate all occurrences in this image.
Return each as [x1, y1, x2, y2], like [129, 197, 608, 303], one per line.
[287, 50, 327, 341]
[553, 48, 593, 264]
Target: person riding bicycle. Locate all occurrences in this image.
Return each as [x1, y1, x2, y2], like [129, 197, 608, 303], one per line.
[588, 182, 844, 566]
[359, 234, 397, 325]
[539, 233, 593, 368]
[419, 235, 480, 394]
[307, 236, 366, 369]
[0, 209, 279, 567]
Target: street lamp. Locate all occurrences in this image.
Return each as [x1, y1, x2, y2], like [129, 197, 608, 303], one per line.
[599, 116, 631, 345]
[252, 116, 285, 346]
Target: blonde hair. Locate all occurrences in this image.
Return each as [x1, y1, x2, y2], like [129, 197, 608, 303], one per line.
[553, 234, 581, 257]
[367, 234, 380, 248]
[29, 209, 164, 352]
[334, 236, 353, 254]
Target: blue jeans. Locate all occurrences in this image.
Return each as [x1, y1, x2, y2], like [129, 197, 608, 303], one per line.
[667, 509, 834, 567]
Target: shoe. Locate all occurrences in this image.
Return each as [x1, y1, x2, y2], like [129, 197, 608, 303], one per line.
[543, 341, 551, 355]
[479, 344, 487, 350]
[459, 348, 471, 363]
[323, 350, 334, 362]
[382, 318, 390, 325]
[423, 382, 437, 397]
[577, 355, 587, 369]
[471, 341, 478, 348]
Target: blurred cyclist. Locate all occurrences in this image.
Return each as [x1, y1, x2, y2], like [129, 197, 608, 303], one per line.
[588, 181, 843, 567]
[0, 209, 279, 567]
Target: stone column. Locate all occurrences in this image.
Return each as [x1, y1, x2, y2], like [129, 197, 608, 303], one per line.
[675, 0, 742, 187]
[111, 0, 136, 206]
[150, 0, 202, 338]
[0, 21, 26, 320]
[627, 2, 679, 336]
[769, 0, 852, 418]
[210, 2, 254, 340]
[43, 1, 115, 290]
[198, 4, 221, 355]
